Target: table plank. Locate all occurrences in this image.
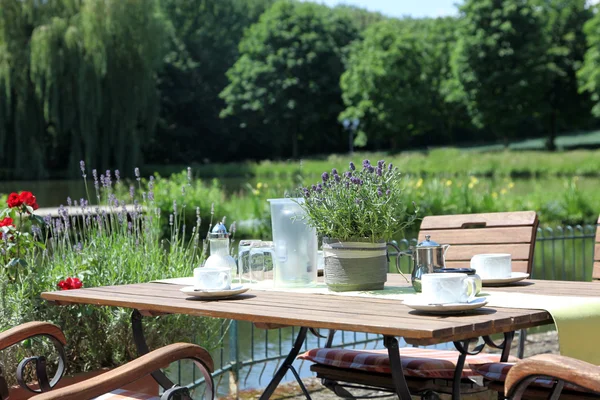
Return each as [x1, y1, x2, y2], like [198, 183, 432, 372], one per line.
[41, 277, 555, 345]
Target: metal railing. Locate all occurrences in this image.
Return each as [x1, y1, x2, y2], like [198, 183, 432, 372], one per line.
[174, 223, 599, 399]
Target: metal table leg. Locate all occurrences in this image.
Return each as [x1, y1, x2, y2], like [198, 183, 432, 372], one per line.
[452, 331, 515, 400]
[384, 336, 413, 400]
[259, 327, 312, 400]
[132, 309, 216, 399]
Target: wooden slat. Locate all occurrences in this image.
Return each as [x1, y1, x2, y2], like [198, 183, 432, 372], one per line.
[444, 243, 531, 261]
[595, 244, 600, 263]
[445, 260, 529, 274]
[417, 227, 534, 245]
[593, 262, 600, 280]
[40, 279, 555, 345]
[420, 211, 537, 230]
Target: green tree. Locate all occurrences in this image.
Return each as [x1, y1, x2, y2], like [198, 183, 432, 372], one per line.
[340, 18, 468, 149]
[450, 0, 548, 141]
[0, 0, 167, 179]
[220, 0, 358, 159]
[536, 0, 593, 150]
[577, 4, 600, 121]
[151, 0, 274, 164]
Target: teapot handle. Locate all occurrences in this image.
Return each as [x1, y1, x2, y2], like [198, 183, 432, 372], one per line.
[443, 243, 451, 256]
[386, 242, 409, 283]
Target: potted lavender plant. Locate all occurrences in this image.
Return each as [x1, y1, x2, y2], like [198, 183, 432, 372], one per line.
[298, 160, 417, 291]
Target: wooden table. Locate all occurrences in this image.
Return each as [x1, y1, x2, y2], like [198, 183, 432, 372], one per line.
[40, 275, 598, 400]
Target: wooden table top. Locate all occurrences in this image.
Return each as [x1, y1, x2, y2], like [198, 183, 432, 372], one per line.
[40, 275, 600, 346]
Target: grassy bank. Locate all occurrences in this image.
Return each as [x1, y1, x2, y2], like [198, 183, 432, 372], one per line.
[146, 148, 600, 180]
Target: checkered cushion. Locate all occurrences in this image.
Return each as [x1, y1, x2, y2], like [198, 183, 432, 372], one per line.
[93, 389, 161, 400]
[299, 347, 512, 379]
[471, 362, 582, 390]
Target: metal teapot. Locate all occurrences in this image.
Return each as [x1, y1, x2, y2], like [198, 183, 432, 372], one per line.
[399, 235, 450, 292]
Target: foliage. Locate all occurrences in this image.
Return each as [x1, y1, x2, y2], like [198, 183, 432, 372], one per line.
[151, 0, 274, 164]
[298, 160, 418, 241]
[340, 17, 470, 149]
[0, 0, 168, 179]
[450, 0, 548, 139]
[220, 0, 359, 159]
[578, 3, 600, 119]
[534, 0, 593, 149]
[0, 166, 224, 379]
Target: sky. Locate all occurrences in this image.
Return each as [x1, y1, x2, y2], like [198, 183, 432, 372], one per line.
[304, 0, 460, 18]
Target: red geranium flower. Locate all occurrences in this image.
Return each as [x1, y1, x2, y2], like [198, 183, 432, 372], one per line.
[18, 191, 39, 211]
[7, 193, 21, 208]
[0, 217, 13, 227]
[58, 277, 83, 290]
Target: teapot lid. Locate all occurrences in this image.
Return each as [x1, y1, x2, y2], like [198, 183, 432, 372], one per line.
[209, 222, 229, 239]
[417, 235, 440, 247]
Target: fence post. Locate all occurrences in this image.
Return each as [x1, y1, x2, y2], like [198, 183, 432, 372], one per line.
[229, 319, 240, 399]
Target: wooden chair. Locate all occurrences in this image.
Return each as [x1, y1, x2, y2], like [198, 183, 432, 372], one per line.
[1, 322, 214, 400]
[301, 211, 539, 399]
[504, 354, 600, 399]
[593, 215, 600, 280]
[418, 211, 538, 274]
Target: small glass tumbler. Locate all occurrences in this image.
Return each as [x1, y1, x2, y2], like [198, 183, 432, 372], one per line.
[237, 240, 261, 284]
[248, 241, 275, 283]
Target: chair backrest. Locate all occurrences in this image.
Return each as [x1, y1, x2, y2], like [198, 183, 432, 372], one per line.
[418, 211, 539, 274]
[593, 216, 600, 280]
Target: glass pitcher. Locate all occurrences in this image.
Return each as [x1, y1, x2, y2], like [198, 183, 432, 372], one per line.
[268, 198, 317, 287]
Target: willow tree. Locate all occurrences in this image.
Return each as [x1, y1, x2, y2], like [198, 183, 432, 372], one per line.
[0, 0, 167, 179]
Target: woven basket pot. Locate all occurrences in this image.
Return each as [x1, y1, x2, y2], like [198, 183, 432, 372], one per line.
[322, 238, 388, 292]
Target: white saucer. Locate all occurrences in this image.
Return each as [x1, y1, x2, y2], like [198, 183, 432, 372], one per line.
[180, 285, 249, 299]
[481, 272, 529, 287]
[403, 297, 488, 314]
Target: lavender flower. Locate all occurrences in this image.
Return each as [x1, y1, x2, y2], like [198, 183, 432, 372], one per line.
[367, 165, 375, 173]
[173, 200, 178, 215]
[377, 160, 385, 168]
[303, 188, 311, 197]
[311, 184, 317, 191]
[43, 214, 52, 227]
[321, 172, 329, 183]
[115, 170, 121, 184]
[134, 167, 140, 181]
[100, 174, 106, 188]
[187, 167, 192, 185]
[181, 185, 186, 196]
[388, 163, 393, 171]
[345, 181, 350, 188]
[67, 197, 72, 207]
[386, 189, 391, 196]
[332, 168, 338, 176]
[105, 170, 112, 187]
[355, 198, 361, 204]
[334, 174, 341, 183]
[74, 242, 83, 253]
[80, 160, 86, 178]
[129, 185, 135, 199]
[344, 171, 352, 178]
[376, 167, 382, 177]
[377, 187, 383, 197]
[93, 169, 99, 190]
[31, 225, 41, 239]
[316, 183, 323, 193]
[362, 159, 371, 169]
[169, 214, 174, 226]
[349, 162, 356, 171]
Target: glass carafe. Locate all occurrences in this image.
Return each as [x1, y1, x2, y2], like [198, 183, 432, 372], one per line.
[268, 198, 317, 287]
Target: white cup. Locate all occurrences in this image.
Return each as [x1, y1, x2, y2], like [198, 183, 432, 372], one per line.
[194, 266, 231, 290]
[470, 254, 512, 279]
[421, 273, 477, 304]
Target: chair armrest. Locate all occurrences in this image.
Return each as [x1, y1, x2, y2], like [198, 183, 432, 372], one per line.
[0, 321, 66, 351]
[29, 343, 214, 400]
[505, 354, 600, 398]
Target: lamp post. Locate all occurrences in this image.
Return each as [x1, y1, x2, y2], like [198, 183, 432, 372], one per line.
[342, 118, 359, 154]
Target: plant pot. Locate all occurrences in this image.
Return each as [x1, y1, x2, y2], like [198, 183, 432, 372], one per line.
[322, 238, 388, 292]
